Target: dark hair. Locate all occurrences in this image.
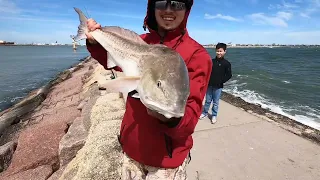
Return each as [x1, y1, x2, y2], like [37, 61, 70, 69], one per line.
[181, 0, 193, 10]
[216, 43, 227, 51]
[146, 0, 193, 31]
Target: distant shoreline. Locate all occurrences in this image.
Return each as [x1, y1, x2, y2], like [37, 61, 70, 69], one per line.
[204, 45, 320, 48]
[1, 44, 319, 48]
[0, 44, 85, 47]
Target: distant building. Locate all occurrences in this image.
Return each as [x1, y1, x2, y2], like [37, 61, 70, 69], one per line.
[0, 40, 15, 45]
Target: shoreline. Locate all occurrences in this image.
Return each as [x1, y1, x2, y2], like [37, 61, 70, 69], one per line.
[0, 56, 89, 114]
[0, 56, 91, 145]
[220, 92, 320, 144]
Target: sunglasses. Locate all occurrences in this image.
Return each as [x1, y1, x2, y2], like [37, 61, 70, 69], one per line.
[155, 1, 186, 11]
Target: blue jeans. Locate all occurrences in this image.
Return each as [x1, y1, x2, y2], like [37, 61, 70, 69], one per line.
[202, 86, 222, 117]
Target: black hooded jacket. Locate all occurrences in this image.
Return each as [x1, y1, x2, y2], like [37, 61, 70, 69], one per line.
[208, 57, 232, 88]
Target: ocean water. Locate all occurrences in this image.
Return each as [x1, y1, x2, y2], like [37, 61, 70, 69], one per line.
[0, 46, 319, 130]
[206, 47, 320, 130]
[0, 45, 89, 111]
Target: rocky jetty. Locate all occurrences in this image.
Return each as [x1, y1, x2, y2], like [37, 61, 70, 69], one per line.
[0, 57, 125, 179]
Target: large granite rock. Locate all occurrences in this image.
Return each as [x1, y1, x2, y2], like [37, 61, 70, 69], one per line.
[0, 141, 17, 172]
[81, 85, 101, 132]
[41, 106, 80, 126]
[59, 117, 88, 167]
[47, 166, 66, 180]
[0, 85, 49, 134]
[48, 69, 72, 87]
[3, 165, 53, 180]
[0, 56, 94, 179]
[4, 121, 68, 175]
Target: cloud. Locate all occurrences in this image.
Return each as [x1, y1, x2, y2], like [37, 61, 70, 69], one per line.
[299, 0, 320, 17]
[0, 1, 71, 18]
[0, 0, 20, 13]
[248, 0, 259, 4]
[203, 0, 233, 7]
[268, 1, 300, 10]
[285, 30, 320, 37]
[268, 0, 320, 19]
[29, 2, 61, 9]
[276, 11, 293, 20]
[0, 16, 76, 23]
[248, 12, 293, 27]
[204, 13, 242, 22]
[312, 0, 320, 6]
[300, 12, 311, 18]
[89, 12, 143, 20]
[188, 29, 320, 45]
[97, 0, 139, 6]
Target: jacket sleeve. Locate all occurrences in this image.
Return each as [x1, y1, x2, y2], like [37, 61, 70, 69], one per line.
[161, 48, 212, 139]
[86, 33, 148, 71]
[222, 61, 232, 83]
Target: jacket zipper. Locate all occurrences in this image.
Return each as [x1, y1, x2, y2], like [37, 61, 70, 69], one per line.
[164, 133, 173, 158]
[118, 124, 126, 146]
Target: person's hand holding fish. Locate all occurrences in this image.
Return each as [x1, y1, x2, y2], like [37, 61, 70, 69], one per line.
[85, 18, 101, 44]
[147, 108, 172, 122]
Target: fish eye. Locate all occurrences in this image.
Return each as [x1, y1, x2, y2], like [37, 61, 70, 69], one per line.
[157, 80, 161, 88]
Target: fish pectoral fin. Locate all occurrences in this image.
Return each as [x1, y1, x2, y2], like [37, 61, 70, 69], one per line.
[107, 52, 117, 68]
[98, 76, 140, 93]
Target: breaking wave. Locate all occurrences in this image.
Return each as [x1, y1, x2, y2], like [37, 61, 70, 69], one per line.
[223, 80, 320, 131]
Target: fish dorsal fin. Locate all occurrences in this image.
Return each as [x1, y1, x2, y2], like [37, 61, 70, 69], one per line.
[101, 26, 147, 45]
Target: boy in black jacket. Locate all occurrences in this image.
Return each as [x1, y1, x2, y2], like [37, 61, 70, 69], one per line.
[200, 43, 232, 124]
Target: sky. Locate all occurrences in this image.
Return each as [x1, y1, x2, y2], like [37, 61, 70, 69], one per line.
[0, 0, 319, 45]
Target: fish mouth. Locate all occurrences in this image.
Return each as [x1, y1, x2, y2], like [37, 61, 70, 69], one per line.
[141, 98, 184, 119]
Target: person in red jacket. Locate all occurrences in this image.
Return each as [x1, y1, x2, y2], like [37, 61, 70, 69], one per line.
[85, 0, 212, 179]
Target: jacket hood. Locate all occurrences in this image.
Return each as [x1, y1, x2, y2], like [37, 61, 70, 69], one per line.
[143, 0, 193, 33]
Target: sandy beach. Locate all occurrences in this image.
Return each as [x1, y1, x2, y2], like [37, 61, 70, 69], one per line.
[0, 56, 319, 180]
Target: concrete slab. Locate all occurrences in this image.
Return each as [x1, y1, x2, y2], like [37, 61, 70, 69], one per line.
[196, 101, 262, 132]
[187, 101, 320, 180]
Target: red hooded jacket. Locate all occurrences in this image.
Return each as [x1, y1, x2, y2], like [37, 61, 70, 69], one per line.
[86, 0, 212, 168]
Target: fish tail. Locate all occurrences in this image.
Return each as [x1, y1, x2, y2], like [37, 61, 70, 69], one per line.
[70, 7, 89, 42]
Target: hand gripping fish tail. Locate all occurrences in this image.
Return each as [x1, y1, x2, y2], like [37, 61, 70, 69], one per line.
[71, 8, 90, 42]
